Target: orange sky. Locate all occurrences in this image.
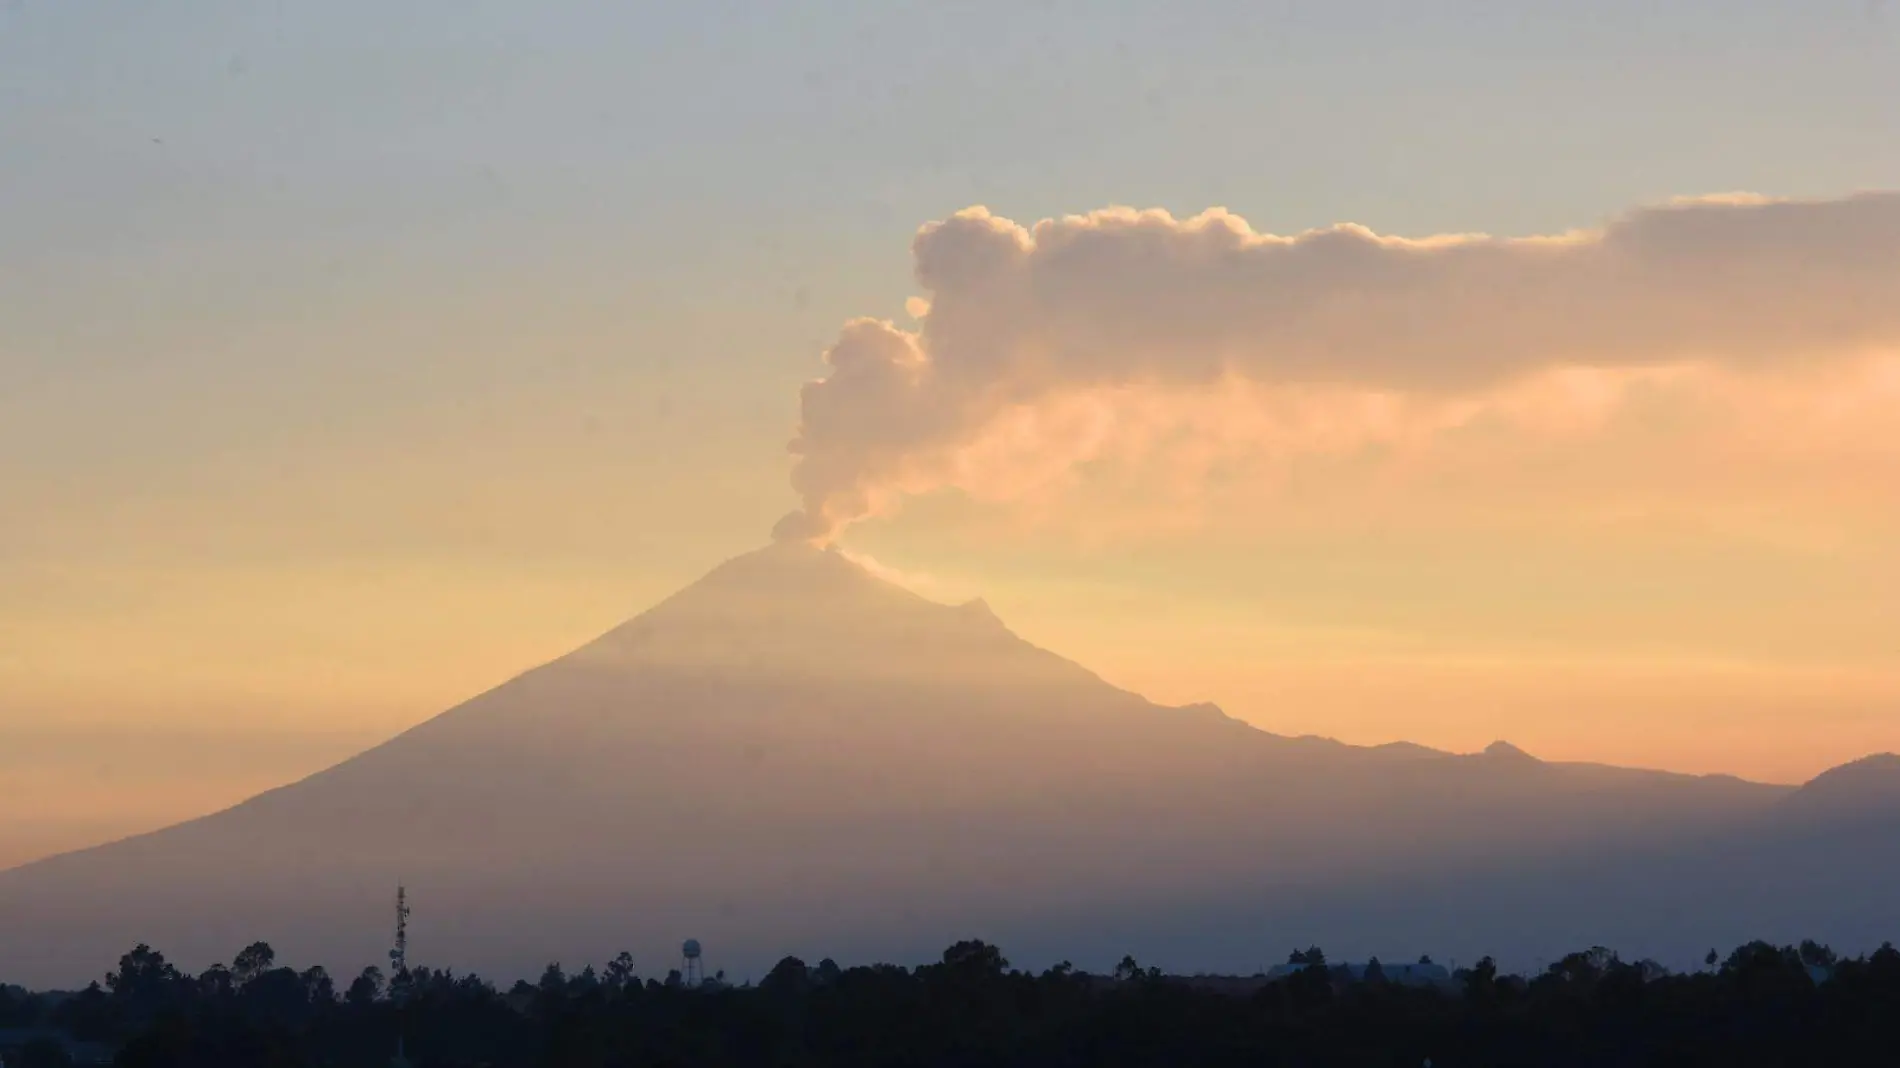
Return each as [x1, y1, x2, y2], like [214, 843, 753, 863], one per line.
[6, 209, 1900, 871]
[5, 2, 1900, 871]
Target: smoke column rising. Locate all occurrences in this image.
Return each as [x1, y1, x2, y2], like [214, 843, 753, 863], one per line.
[774, 193, 1900, 544]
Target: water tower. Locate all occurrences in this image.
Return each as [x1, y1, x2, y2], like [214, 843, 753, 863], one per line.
[682, 939, 704, 987]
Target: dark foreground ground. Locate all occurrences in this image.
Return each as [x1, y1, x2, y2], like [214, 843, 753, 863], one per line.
[4, 938, 1898, 1067]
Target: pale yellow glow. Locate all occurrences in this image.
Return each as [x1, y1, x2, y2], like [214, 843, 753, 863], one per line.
[5, 198, 1899, 871]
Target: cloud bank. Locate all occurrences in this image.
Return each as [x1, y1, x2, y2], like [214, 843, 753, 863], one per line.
[776, 192, 1900, 543]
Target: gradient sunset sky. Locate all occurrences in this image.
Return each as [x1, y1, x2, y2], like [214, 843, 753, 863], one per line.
[4, 0, 1899, 868]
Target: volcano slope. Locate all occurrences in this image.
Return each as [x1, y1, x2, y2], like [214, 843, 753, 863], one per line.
[4, 545, 1894, 987]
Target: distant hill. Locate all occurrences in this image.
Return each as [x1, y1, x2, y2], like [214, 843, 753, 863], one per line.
[1, 545, 1892, 988]
[1779, 754, 1900, 819]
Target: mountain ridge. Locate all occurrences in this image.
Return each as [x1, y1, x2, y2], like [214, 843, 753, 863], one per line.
[0, 545, 1891, 988]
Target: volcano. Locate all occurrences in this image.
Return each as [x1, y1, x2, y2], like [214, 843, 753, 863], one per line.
[2, 545, 1895, 987]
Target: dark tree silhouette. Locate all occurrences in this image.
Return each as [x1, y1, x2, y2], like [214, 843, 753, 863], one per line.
[761, 956, 810, 994]
[1460, 955, 1501, 1001]
[938, 940, 1008, 977]
[603, 951, 636, 991]
[814, 958, 843, 986]
[196, 963, 233, 1000]
[15, 934, 1900, 1067]
[106, 945, 179, 1002]
[298, 966, 334, 1006]
[1288, 945, 1326, 967]
[345, 966, 383, 1008]
[231, 941, 277, 987]
[1798, 940, 1838, 970]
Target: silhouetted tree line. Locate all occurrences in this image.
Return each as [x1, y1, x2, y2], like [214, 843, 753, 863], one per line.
[4, 936, 1899, 1066]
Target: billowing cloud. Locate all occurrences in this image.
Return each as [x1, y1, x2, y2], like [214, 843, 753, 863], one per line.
[776, 192, 1900, 543]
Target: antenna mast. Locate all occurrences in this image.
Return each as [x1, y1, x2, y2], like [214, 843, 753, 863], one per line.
[391, 884, 410, 975]
[388, 883, 415, 1068]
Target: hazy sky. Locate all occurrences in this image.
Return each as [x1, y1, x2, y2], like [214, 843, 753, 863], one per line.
[4, 0, 1899, 868]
